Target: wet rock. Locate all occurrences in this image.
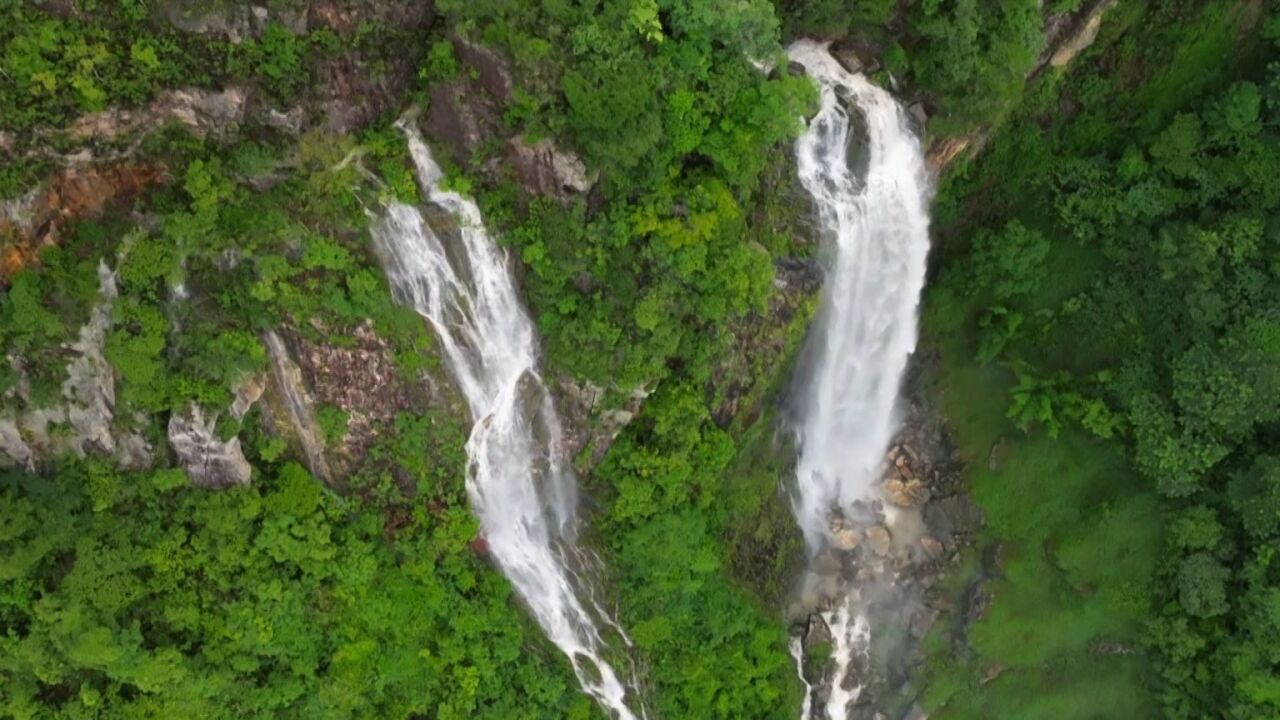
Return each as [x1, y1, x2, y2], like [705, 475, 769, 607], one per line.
[168, 405, 252, 489]
[423, 83, 502, 167]
[965, 581, 993, 624]
[812, 548, 844, 576]
[263, 330, 332, 483]
[883, 476, 930, 507]
[774, 257, 823, 294]
[163, 1, 254, 41]
[804, 613, 833, 650]
[830, 37, 881, 75]
[866, 526, 892, 557]
[832, 525, 862, 551]
[506, 135, 596, 198]
[920, 535, 945, 560]
[908, 603, 940, 640]
[907, 103, 929, 134]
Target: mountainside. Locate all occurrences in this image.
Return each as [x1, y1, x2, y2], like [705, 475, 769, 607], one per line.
[2, 1, 1275, 718]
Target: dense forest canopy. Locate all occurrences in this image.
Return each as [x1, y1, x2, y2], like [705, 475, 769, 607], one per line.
[1, 0, 1278, 718]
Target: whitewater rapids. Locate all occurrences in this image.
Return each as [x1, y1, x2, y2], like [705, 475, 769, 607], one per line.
[371, 120, 642, 719]
[786, 39, 932, 719]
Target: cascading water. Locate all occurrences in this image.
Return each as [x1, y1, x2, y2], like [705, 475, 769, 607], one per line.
[372, 121, 642, 719]
[786, 39, 931, 719]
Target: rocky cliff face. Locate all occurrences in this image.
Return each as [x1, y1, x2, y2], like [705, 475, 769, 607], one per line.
[1, 261, 152, 471]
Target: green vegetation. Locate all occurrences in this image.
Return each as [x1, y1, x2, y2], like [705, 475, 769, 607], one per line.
[0, 441, 595, 718]
[917, 1, 1280, 717]
[6, 0, 1280, 718]
[778, 0, 1047, 136]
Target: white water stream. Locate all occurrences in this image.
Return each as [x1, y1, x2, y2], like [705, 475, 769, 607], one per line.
[372, 122, 641, 719]
[787, 40, 931, 719]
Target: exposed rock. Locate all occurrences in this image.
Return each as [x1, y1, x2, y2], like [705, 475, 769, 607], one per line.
[832, 525, 862, 551]
[774, 257, 823, 294]
[308, 0, 432, 37]
[883, 476, 930, 508]
[453, 37, 514, 104]
[0, 418, 33, 469]
[1045, 0, 1118, 72]
[920, 535, 945, 560]
[258, 106, 307, 136]
[830, 37, 881, 75]
[423, 82, 502, 168]
[926, 134, 979, 175]
[280, 321, 448, 474]
[965, 580, 993, 624]
[506, 135, 596, 198]
[3, 164, 165, 280]
[2, 261, 153, 470]
[230, 375, 266, 421]
[866, 526, 892, 557]
[557, 377, 648, 472]
[68, 87, 248, 144]
[904, 703, 929, 720]
[924, 495, 984, 545]
[263, 330, 332, 483]
[294, 3, 431, 134]
[804, 613, 833, 650]
[168, 404, 252, 489]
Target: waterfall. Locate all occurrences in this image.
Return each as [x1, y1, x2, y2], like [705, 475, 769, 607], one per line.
[370, 121, 641, 719]
[786, 39, 931, 719]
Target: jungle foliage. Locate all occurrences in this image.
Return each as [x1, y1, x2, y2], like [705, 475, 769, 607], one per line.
[920, 1, 1280, 717]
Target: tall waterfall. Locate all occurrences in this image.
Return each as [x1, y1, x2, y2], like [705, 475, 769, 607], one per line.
[372, 121, 641, 719]
[786, 40, 931, 719]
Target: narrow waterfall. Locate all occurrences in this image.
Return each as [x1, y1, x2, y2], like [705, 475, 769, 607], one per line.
[786, 39, 931, 719]
[372, 122, 641, 719]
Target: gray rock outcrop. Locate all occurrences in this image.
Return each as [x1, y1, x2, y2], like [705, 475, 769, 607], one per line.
[506, 135, 596, 198]
[168, 404, 252, 489]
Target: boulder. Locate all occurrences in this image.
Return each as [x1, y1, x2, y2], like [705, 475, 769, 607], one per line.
[919, 535, 945, 560]
[883, 476, 930, 507]
[168, 405, 252, 489]
[831, 525, 862, 551]
[866, 526, 892, 557]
